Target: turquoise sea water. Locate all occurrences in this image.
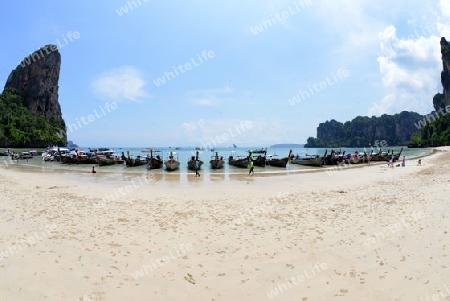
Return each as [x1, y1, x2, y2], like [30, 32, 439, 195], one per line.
[0, 146, 433, 176]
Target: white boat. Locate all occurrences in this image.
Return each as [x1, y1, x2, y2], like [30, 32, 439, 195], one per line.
[42, 147, 70, 161]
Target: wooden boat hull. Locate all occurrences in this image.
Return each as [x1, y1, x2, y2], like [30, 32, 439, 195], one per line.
[384, 148, 404, 162]
[187, 160, 204, 170]
[349, 157, 363, 164]
[125, 159, 147, 167]
[209, 159, 224, 169]
[228, 157, 248, 168]
[252, 156, 266, 167]
[290, 157, 323, 166]
[147, 158, 163, 169]
[164, 160, 180, 171]
[370, 154, 383, 161]
[98, 158, 116, 166]
[266, 157, 289, 167]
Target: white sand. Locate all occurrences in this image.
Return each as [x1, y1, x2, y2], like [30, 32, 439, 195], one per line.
[0, 147, 449, 300]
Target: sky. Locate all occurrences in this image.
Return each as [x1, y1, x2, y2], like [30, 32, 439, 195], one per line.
[1, 0, 449, 147]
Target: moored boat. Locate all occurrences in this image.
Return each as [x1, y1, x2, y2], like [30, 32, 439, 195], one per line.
[123, 151, 147, 167]
[209, 152, 224, 169]
[266, 149, 293, 167]
[164, 152, 180, 171]
[290, 150, 327, 167]
[250, 148, 267, 154]
[147, 149, 163, 169]
[228, 151, 249, 168]
[97, 156, 116, 166]
[249, 150, 266, 167]
[113, 154, 124, 164]
[187, 151, 204, 170]
[383, 148, 404, 162]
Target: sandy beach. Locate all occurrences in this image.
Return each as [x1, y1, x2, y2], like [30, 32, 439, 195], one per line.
[1, 147, 449, 300]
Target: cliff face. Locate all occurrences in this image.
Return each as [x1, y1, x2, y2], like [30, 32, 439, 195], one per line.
[0, 45, 66, 147]
[441, 37, 450, 110]
[306, 111, 424, 147]
[316, 119, 344, 141]
[4, 45, 63, 123]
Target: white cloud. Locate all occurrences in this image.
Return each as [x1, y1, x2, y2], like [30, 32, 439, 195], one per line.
[439, 0, 450, 17]
[91, 66, 149, 102]
[369, 25, 441, 116]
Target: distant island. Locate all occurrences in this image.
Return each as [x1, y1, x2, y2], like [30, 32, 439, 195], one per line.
[270, 143, 304, 148]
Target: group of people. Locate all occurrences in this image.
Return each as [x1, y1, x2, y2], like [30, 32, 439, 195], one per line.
[387, 155, 409, 168]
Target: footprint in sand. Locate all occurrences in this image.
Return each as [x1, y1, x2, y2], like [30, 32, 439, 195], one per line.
[184, 273, 196, 284]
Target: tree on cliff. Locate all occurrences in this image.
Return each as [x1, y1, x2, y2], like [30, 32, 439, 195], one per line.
[415, 37, 450, 146]
[305, 111, 423, 148]
[0, 44, 67, 147]
[0, 89, 66, 147]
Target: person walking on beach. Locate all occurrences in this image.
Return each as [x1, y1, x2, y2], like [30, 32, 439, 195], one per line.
[195, 160, 200, 177]
[248, 160, 254, 176]
[402, 155, 405, 167]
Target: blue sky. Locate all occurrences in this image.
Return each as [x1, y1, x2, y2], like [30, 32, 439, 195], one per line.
[1, 0, 449, 147]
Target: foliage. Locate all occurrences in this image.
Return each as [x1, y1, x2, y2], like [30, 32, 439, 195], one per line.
[419, 113, 450, 145]
[433, 93, 446, 112]
[305, 111, 424, 147]
[0, 88, 66, 147]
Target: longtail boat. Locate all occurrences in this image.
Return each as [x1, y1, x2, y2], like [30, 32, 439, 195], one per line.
[210, 152, 224, 169]
[266, 149, 293, 168]
[164, 152, 180, 171]
[147, 150, 163, 169]
[250, 150, 266, 167]
[187, 151, 204, 170]
[228, 151, 249, 168]
[123, 151, 147, 167]
[291, 150, 327, 167]
[97, 156, 115, 166]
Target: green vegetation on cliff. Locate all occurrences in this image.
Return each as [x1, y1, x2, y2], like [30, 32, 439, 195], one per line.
[305, 111, 423, 148]
[0, 88, 66, 147]
[413, 37, 450, 146]
[416, 112, 450, 145]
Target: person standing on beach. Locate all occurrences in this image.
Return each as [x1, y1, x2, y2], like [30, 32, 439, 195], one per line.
[248, 160, 254, 176]
[402, 156, 405, 167]
[195, 160, 200, 177]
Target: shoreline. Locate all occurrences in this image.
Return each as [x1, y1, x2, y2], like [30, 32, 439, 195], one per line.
[0, 147, 436, 180]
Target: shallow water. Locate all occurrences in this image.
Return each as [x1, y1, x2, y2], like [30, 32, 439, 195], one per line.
[0, 146, 432, 183]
